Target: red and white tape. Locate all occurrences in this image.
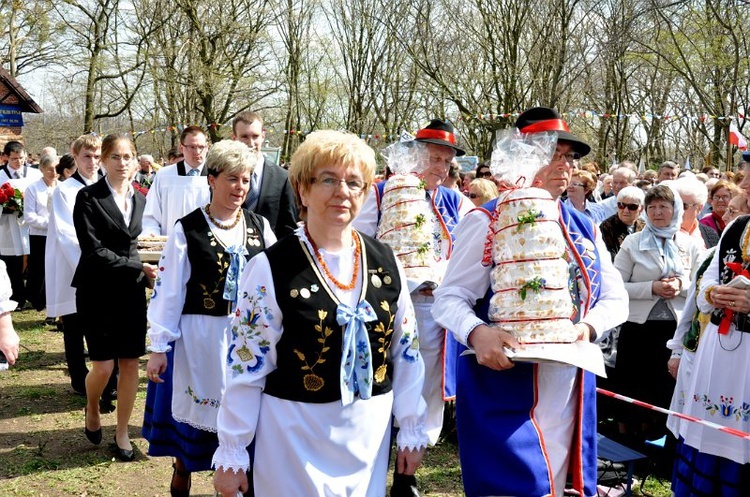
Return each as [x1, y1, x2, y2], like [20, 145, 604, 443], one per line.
[596, 388, 750, 441]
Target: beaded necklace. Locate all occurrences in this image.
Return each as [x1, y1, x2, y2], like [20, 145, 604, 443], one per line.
[204, 204, 242, 230]
[305, 225, 361, 291]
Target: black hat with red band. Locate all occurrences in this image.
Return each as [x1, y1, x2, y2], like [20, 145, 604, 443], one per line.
[414, 119, 466, 156]
[514, 107, 591, 158]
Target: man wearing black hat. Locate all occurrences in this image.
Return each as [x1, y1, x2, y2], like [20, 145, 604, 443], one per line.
[353, 119, 473, 495]
[433, 108, 628, 497]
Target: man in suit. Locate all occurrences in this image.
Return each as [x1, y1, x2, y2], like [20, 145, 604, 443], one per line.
[232, 111, 298, 238]
[0, 141, 43, 308]
[45, 135, 116, 402]
[142, 126, 212, 236]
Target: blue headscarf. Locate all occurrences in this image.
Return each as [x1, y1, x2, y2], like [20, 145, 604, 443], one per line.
[638, 182, 684, 278]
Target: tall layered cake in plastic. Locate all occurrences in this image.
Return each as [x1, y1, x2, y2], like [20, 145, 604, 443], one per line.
[376, 174, 437, 284]
[487, 187, 578, 343]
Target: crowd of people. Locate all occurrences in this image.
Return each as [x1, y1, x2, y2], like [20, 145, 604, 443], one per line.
[0, 106, 749, 496]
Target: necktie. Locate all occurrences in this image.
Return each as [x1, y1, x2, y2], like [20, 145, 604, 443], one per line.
[246, 173, 259, 210]
[187, 168, 199, 177]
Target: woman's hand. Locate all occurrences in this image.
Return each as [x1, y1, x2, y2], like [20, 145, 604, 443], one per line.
[467, 324, 520, 371]
[213, 467, 248, 496]
[667, 358, 680, 379]
[396, 446, 426, 475]
[0, 313, 20, 366]
[708, 285, 750, 313]
[146, 352, 168, 383]
[652, 278, 680, 299]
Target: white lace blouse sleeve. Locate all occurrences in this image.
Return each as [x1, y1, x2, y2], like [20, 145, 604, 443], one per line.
[146, 222, 191, 352]
[213, 253, 282, 473]
[432, 209, 494, 346]
[389, 258, 430, 450]
[0, 260, 16, 313]
[697, 244, 722, 314]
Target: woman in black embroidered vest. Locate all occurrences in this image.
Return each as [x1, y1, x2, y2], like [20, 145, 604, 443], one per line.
[669, 182, 750, 494]
[212, 130, 429, 497]
[143, 140, 276, 497]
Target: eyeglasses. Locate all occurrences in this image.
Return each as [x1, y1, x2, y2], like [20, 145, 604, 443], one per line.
[683, 202, 701, 210]
[727, 207, 742, 216]
[428, 156, 452, 168]
[477, 170, 492, 178]
[712, 195, 731, 202]
[182, 145, 207, 152]
[552, 151, 581, 163]
[109, 154, 133, 162]
[617, 202, 640, 211]
[311, 175, 365, 193]
[569, 182, 586, 188]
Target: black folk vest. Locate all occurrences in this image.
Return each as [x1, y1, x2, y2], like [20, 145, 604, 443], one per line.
[710, 214, 750, 329]
[181, 208, 265, 316]
[263, 232, 401, 403]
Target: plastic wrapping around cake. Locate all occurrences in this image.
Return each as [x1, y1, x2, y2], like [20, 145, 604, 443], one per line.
[384, 140, 429, 176]
[490, 129, 557, 187]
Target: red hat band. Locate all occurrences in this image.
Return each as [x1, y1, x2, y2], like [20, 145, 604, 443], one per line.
[519, 118, 570, 134]
[415, 128, 457, 145]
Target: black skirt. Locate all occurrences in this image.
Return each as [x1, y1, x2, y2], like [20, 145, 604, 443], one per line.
[76, 280, 147, 361]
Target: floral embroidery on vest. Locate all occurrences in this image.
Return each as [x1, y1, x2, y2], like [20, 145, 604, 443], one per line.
[228, 285, 273, 378]
[294, 309, 333, 392]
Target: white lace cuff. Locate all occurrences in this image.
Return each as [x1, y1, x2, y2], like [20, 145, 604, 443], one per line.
[0, 300, 17, 314]
[212, 444, 250, 474]
[146, 337, 172, 353]
[395, 418, 430, 450]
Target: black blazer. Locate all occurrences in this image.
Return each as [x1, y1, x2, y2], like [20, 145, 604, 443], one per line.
[244, 157, 298, 238]
[71, 179, 146, 291]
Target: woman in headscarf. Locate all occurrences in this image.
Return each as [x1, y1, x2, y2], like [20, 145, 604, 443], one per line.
[212, 130, 429, 497]
[613, 184, 703, 439]
[143, 140, 276, 496]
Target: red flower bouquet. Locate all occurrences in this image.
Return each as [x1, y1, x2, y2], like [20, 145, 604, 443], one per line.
[0, 182, 23, 215]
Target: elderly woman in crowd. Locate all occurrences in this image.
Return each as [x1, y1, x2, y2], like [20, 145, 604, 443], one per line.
[600, 186, 646, 262]
[24, 153, 59, 313]
[668, 173, 750, 495]
[212, 130, 428, 497]
[674, 178, 718, 249]
[564, 169, 607, 223]
[143, 140, 276, 497]
[73, 134, 156, 461]
[699, 180, 735, 236]
[613, 184, 703, 440]
[467, 178, 499, 207]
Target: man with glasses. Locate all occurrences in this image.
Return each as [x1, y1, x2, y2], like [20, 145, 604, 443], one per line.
[142, 126, 212, 236]
[432, 107, 628, 497]
[598, 165, 637, 221]
[353, 119, 472, 496]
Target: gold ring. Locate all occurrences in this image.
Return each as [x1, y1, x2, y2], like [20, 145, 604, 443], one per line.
[730, 301, 736, 307]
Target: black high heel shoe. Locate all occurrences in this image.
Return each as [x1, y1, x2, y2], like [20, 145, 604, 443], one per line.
[83, 407, 102, 445]
[112, 436, 135, 462]
[170, 462, 192, 497]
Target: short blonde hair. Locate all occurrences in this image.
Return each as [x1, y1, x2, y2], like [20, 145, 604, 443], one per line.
[289, 130, 376, 220]
[572, 169, 597, 193]
[468, 178, 499, 205]
[71, 135, 102, 155]
[205, 140, 259, 177]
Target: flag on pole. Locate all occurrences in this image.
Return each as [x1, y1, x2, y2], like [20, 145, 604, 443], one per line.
[638, 157, 645, 174]
[729, 122, 748, 151]
[684, 156, 691, 170]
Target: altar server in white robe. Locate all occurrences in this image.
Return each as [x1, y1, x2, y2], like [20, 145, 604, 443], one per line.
[213, 130, 429, 497]
[0, 141, 42, 308]
[46, 138, 109, 396]
[141, 126, 212, 236]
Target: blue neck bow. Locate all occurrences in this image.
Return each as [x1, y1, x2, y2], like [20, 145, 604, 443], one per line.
[222, 244, 249, 311]
[336, 300, 378, 405]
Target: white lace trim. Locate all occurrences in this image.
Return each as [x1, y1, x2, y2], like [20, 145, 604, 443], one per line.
[171, 413, 217, 433]
[212, 444, 250, 473]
